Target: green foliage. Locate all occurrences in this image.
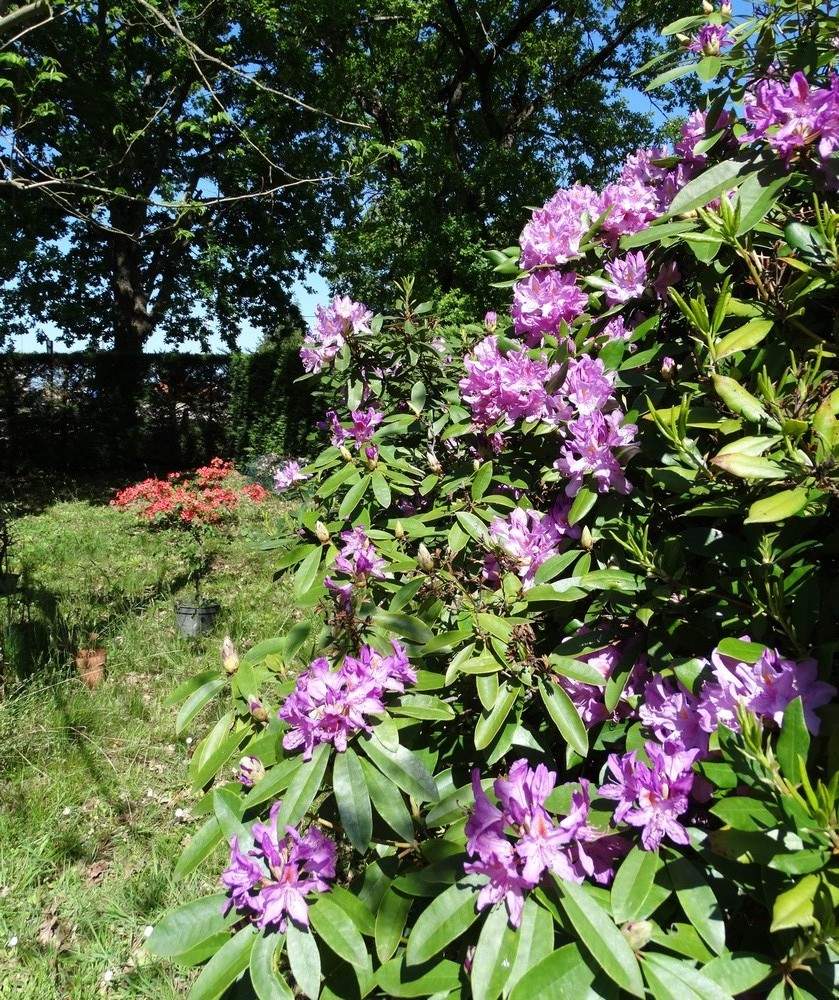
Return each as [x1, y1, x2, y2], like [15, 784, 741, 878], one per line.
[154, 3, 839, 999]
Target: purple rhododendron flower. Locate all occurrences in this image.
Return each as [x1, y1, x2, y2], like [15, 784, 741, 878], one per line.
[334, 526, 387, 581]
[300, 295, 372, 373]
[598, 179, 661, 241]
[653, 260, 681, 299]
[555, 641, 647, 727]
[639, 676, 709, 754]
[273, 460, 309, 492]
[221, 801, 336, 930]
[688, 23, 734, 55]
[698, 643, 836, 736]
[600, 315, 633, 341]
[237, 755, 265, 788]
[459, 336, 571, 428]
[743, 71, 839, 161]
[600, 741, 698, 851]
[519, 184, 601, 268]
[484, 310, 498, 331]
[348, 407, 383, 446]
[465, 760, 627, 926]
[604, 252, 648, 305]
[555, 410, 638, 496]
[561, 356, 615, 415]
[483, 503, 579, 590]
[279, 641, 413, 759]
[511, 271, 589, 344]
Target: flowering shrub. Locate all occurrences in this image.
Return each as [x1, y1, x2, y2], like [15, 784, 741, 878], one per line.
[151, 5, 839, 999]
[113, 458, 266, 598]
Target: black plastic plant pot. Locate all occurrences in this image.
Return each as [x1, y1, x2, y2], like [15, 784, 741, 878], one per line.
[174, 601, 220, 637]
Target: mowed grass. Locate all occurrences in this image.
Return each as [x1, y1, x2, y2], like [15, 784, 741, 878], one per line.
[0, 481, 301, 998]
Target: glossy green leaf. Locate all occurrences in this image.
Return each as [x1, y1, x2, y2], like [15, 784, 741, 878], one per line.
[173, 817, 223, 880]
[371, 471, 392, 509]
[539, 679, 588, 756]
[405, 879, 481, 965]
[559, 880, 644, 997]
[777, 697, 810, 780]
[715, 319, 773, 359]
[275, 742, 330, 828]
[735, 172, 788, 235]
[711, 452, 786, 480]
[668, 857, 726, 954]
[358, 733, 438, 803]
[745, 488, 808, 524]
[333, 747, 372, 853]
[309, 896, 368, 968]
[471, 903, 519, 1000]
[360, 756, 415, 840]
[474, 682, 519, 750]
[293, 545, 322, 598]
[176, 677, 226, 735]
[506, 898, 555, 994]
[669, 159, 750, 216]
[712, 374, 775, 426]
[611, 846, 660, 923]
[376, 955, 461, 997]
[338, 474, 370, 519]
[509, 941, 594, 999]
[147, 894, 236, 960]
[286, 923, 321, 1000]
[375, 889, 413, 963]
[770, 874, 819, 932]
[702, 953, 774, 994]
[472, 461, 493, 501]
[250, 932, 292, 1000]
[642, 952, 733, 1000]
[187, 924, 256, 1000]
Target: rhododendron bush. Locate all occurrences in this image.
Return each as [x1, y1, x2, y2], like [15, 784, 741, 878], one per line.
[151, 4, 839, 998]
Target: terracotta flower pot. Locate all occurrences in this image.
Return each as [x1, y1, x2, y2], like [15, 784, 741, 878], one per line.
[75, 647, 107, 688]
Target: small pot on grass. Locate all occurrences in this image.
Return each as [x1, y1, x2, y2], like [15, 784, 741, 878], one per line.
[175, 601, 221, 637]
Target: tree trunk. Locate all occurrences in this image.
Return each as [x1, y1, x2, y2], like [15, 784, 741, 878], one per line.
[110, 228, 152, 354]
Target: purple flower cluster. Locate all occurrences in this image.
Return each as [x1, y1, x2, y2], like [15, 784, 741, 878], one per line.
[511, 271, 589, 344]
[279, 641, 415, 759]
[555, 641, 647, 727]
[465, 761, 627, 927]
[639, 641, 836, 758]
[555, 409, 638, 496]
[743, 71, 839, 161]
[322, 407, 383, 449]
[332, 526, 387, 582]
[300, 295, 373, 373]
[600, 742, 699, 851]
[221, 802, 337, 931]
[604, 252, 648, 306]
[458, 336, 570, 429]
[519, 184, 601, 269]
[273, 459, 309, 492]
[484, 503, 579, 590]
[687, 23, 734, 56]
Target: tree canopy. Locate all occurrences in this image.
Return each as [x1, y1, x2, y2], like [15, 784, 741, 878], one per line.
[0, 0, 697, 349]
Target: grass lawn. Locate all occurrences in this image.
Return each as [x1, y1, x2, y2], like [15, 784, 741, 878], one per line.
[0, 480, 299, 998]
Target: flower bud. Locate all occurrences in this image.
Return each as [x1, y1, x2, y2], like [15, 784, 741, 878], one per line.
[427, 451, 443, 475]
[483, 310, 498, 332]
[221, 636, 239, 675]
[621, 920, 653, 951]
[661, 356, 677, 381]
[580, 525, 593, 551]
[248, 697, 269, 723]
[676, 32, 691, 45]
[365, 445, 379, 469]
[394, 520, 405, 540]
[417, 542, 435, 572]
[237, 755, 265, 788]
[339, 445, 353, 462]
[315, 520, 331, 543]
[701, 0, 713, 12]
[720, 0, 731, 17]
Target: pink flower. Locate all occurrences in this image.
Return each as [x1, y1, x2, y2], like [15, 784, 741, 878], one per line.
[519, 184, 601, 268]
[300, 295, 372, 372]
[484, 310, 498, 331]
[334, 526, 387, 581]
[604, 252, 648, 305]
[687, 23, 734, 56]
[511, 271, 589, 344]
[561, 356, 615, 415]
[555, 410, 638, 496]
[273, 460, 309, 492]
[639, 676, 709, 754]
[483, 503, 579, 590]
[743, 71, 839, 161]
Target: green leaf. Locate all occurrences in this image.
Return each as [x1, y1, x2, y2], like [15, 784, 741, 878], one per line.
[286, 923, 321, 1000]
[547, 654, 607, 686]
[711, 452, 786, 480]
[506, 898, 555, 994]
[646, 62, 697, 92]
[187, 924, 256, 1000]
[333, 747, 372, 853]
[293, 545, 322, 599]
[735, 172, 789, 235]
[568, 488, 596, 525]
[472, 461, 494, 501]
[457, 511, 489, 541]
[358, 733, 438, 803]
[642, 952, 734, 1000]
[393, 693, 456, 721]
[338, 475, 370, 519]
[715, 319, 773, 359]
[611, 847, 660, 923]
[716, 637, 765, 663]
[558, 880, 644, 997]
[328, 885, 376, 938]
[376, 955, 461, 997]
[173, 817, 223, 880]
[405, 879, 481, 966]
[409, 380, 426, 414]
[669, 159, 751, 216]
[777, 697, 810, 781]
[668, 857, 726, 955]
[745, 488, 809, 524]
[771, 875, 819, 932]
[147, 894, 236, 960]
[212, 787, 247, 843]
[360, 757, 415, 840]
[309, 896, 368, 968]
[166, 669, 220, 707]
[245, 758, 302, 809]
[475, 682, 520, 750]
[176, 677, 226, 735]
[539, 679, 588, 756]
[696, 55, 721, 82]
[471, 903, 520, 1000]
[275, 743, 330, 828]
[372, 610, 433, 644]
[702, 953, 774, 994]
[712, 374, 775, 426]
[250, 932, 293, 1000]
[371, 471, 392, 509]
[509, 942, 594, 1000]
[619, 220, 697, 250]
[375, 889, 413, 963]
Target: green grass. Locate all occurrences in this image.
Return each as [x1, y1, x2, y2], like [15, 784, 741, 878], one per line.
[0, 483, 301, 997]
